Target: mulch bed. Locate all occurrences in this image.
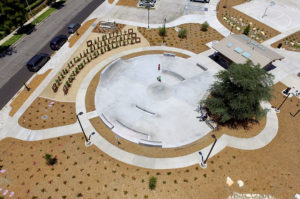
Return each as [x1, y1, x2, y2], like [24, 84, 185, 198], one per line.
[18, 97, 76, 130]
[271, 31, 300, 52]
[138, 23, 224, 54]
[116, 0, 139, 7]
[9, 70, 51, 117]
[216, 0, 280, 43]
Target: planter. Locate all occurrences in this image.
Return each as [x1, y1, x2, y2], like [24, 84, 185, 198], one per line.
[52, 83, 58, 93]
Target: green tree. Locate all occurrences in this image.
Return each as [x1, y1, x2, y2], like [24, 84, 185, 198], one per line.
[0, 0, 27, 36]
[201, 60, 274, 125]
[243, 24, 251, 35]
[201, 21, 209, 31]
[44, 153, 57, 165]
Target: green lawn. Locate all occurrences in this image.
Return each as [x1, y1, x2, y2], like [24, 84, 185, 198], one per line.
[1, 34, 24, 48]
[33, 7, 56, 24]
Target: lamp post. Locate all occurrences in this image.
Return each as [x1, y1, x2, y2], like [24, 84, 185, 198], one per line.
[76, 112, 89, 143]
[262, 1, 275, 18]
[199, 134, 217, 168]
[23, 82, 30, 91]
[145, 2, 151, 29]
[25, 0, 36, 25]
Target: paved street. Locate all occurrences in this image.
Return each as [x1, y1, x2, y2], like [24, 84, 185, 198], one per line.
[0, 0, 104, 109]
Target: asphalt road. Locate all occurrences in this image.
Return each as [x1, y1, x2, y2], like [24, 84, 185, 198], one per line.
[0, 0, 104, 109]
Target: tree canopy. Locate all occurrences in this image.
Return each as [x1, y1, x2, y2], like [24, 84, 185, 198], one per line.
[0, 0, 27, 37]
[202, 60, 274, 125]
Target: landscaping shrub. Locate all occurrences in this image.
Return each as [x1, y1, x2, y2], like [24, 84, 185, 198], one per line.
[243, 24, 250, 36]
[201, 21, 209, 31]
[44, 153, 57, 165]
[178, 28, 187, 38]
[149, 176, 157, 190]
[158, 26, 166, 36]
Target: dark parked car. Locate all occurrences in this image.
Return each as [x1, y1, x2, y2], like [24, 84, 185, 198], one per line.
[27, 53, 50, 72]
[68, 23, 81, 34]
[50, 35, 68, 50]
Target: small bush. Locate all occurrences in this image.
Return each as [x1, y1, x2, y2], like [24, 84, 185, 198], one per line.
[149, 176, 157, 190]
[44, 154, 57, 165]
[201, 21, 209, 31]
[178, 28, 187, 38]
[159, 26, 166, 36]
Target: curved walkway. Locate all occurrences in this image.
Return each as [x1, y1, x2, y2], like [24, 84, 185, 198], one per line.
[76, 46, 279, 169]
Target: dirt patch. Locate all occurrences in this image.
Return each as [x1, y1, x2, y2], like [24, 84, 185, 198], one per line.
[216, 0, 280, 42]
[116, 0, 139, 7]
[0, 82, 298, 198]
[85, 68, 107, 113]
[138, 23, 224, 54]
[9, 69, 51, 117]
[271, 31, 300, 52]
[121, 50, 191, 59]
[18, 97, 76, 130]
[108, 0, 114, 4]
[69, 18, 97, 48]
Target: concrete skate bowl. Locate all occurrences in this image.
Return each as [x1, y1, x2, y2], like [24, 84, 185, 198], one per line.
[95, 54, 215, 148]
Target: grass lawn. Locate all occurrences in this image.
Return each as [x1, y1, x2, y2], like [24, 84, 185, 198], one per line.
[33, 7, 56, 24]
[1, 34, 24, 48]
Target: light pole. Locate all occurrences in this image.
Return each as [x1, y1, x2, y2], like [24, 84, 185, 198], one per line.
[25, 0, 36, 25]
[23, 82, 30, 91]
[76, 112, 89, 144]
[145, 2, 151, 29]
[262, 1, 275, 18]
[199, 134, 217, 168]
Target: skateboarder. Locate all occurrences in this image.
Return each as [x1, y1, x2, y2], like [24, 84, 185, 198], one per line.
[158, 64, 160, 71]
[157, 76, 161, 82]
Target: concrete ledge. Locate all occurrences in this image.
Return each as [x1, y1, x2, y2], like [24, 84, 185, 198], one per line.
[100, 113, 114, 129]
[139, 139, 163, 147]
[162, 69, 185, 81]
[197, 63, 208, 71]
